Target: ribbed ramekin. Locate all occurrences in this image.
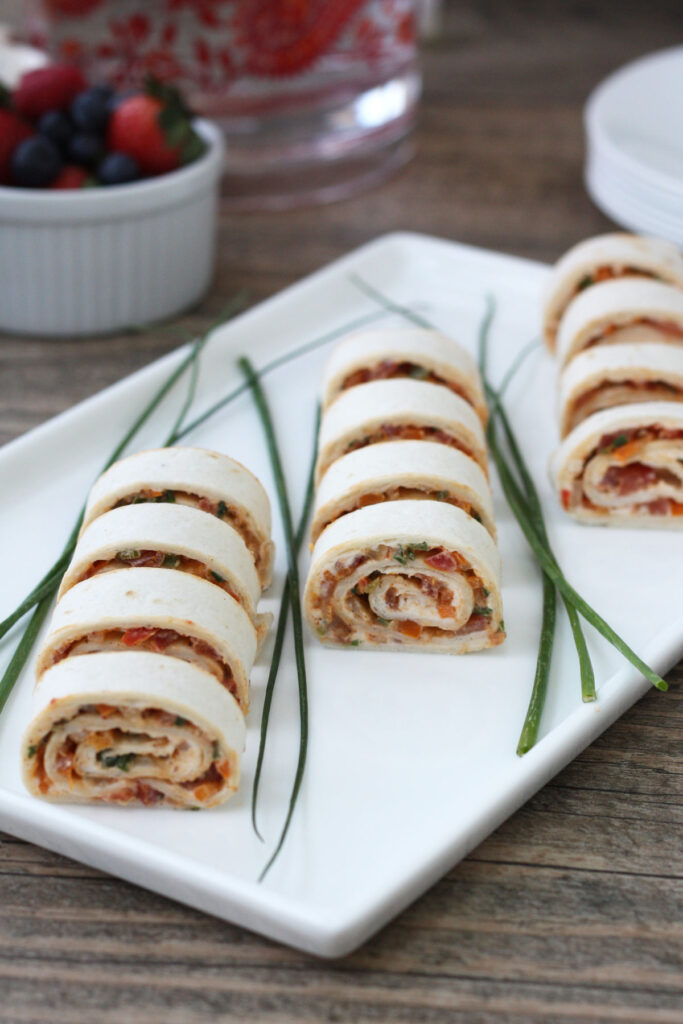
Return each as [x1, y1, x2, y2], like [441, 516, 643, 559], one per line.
[0, 120, 224, 337]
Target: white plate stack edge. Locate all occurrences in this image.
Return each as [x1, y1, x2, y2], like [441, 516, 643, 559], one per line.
[584, 45, 683, 246]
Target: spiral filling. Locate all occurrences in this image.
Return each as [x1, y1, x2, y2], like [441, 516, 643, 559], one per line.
[76, 551, 243, 604]
[340, 360, 470, 403]
[51, 628, 238, 700]
[25, 705, 233, 808]
[112, 489, 267, 578]
[562, 425, 683, 515]
[312, 544, 501, 645]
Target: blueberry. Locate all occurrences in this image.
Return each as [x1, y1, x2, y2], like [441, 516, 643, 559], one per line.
[70, 87, 111, 133]
[67, 132, 104, 168]
[97, 151, 140, 186]
[11, 136, 63, 188]
[37, 110, 74, 153]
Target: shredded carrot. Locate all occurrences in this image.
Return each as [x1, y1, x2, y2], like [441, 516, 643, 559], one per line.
[438, 604, 453, 619]
[614, 439, 642, 463]
[194, 780, 222, 802]
[398, 619, 422, 639]
[86, 731, 113, 751]
[96, 704, 117, 718]
[216, 759, 232, 781]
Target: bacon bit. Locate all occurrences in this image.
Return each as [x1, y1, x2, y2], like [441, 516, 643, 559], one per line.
[647, 498, 670, 515]
[398, 620, 422, 639]
[424, 551, 458, 572]
[197, 496, 216, 513]
[602, 462, 658, 495]
[149, 628, 180, 651]
[154, 710, 178, 727]
[121, 627, 157, 647]
[126, 550, 165, 568]
[215, 759, 232, 781]
[194, 638, 219, 660]
[96, 704, 117, 718]
[135, 782, 163, 806]
[561, 489, 571, 510]
[108, 787, 135, 803]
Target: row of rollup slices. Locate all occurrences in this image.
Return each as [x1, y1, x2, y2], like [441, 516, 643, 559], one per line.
[22, 447, 273, 809]
[302, 328, 506, 653]
[543, 233, 683, 526]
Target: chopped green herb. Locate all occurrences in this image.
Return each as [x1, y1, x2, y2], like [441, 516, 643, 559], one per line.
[316, 624, 327, 636]
[376, 617, 391, 627]
[98, 751, 135, 772]
[133, 496, 147, 504]
[394, 541, 429, 565]
[162, 553, 180, 568]
[174, 716, 187, 727]
[350, 639, 361, 646]
[155, 489, 175, 503]
[577, 274, 593, 291]
[473, 605, 492, 617]
[27, 745, 36, 758]
[209, 570, 225, 583]
[435, 490, 449, 500]
[483, 587, 490, 597]
[189, 806, 201, 811]
[472, 511, 483, 523]
[217, 500, 228, 519]
[212, 740, 220, 759]
[600, 433, 628, 454]
[498, 620, 505, 632]
[117, 549, 141, 562]
[409, 365, 430, 379]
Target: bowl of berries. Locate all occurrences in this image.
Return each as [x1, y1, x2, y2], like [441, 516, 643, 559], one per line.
[0, 65, 224, 336]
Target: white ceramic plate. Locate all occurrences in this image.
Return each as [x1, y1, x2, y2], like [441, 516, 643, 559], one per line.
[584, 46, 683, 242]
[1, 232, 681, 958]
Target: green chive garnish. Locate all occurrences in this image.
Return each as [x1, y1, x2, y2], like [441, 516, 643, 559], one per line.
[162, 554, 180, 568]
[239, 357, 311, 883]
[174, 716, 187, 727]
[27, 745, 37, 758]
[217, 500, 228, 519]
[209, 570, 225, 583]
[212, 740, 220, 760]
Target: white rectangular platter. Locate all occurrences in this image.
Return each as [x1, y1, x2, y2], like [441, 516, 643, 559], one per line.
[1, 232, 681, 958]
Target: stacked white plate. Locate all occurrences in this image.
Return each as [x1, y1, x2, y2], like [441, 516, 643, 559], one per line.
[585, 46, 683, 246]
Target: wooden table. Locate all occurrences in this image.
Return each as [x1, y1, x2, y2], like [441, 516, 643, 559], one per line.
[1, 4, 681, 1021]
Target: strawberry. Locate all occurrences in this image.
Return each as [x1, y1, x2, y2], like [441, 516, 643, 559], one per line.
[107, 78, 204, 176]
[51, 164, 89, 189]
[13, 65, 87, 121]
[0, 109, 33, 184]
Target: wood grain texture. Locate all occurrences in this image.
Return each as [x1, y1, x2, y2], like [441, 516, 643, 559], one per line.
[0, 2, 682, 1021]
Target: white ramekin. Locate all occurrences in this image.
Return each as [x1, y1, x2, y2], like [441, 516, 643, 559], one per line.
[0, 119, 224, 337]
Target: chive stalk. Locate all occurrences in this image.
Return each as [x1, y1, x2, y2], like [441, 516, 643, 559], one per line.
[251, 406, 320, 841]
[348, 275, 667, 739]
[238, 357, 310, 882]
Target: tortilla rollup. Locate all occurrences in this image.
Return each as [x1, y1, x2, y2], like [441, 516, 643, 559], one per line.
[37, 568, 257, 713]
[304, 500, 504, 652]
[543, 233, 683, 349]
[556, 278, 683, 369]
[311, 440, 495, 544]
[315, 379, 488, 485]
[321, 327, 488, 423]
[22, 652, 245, 808]
[81, 446, 274, 588]
[558, 343, 683, 437]
[551, 402, 683, 526]
[60, 502, 261, 615]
